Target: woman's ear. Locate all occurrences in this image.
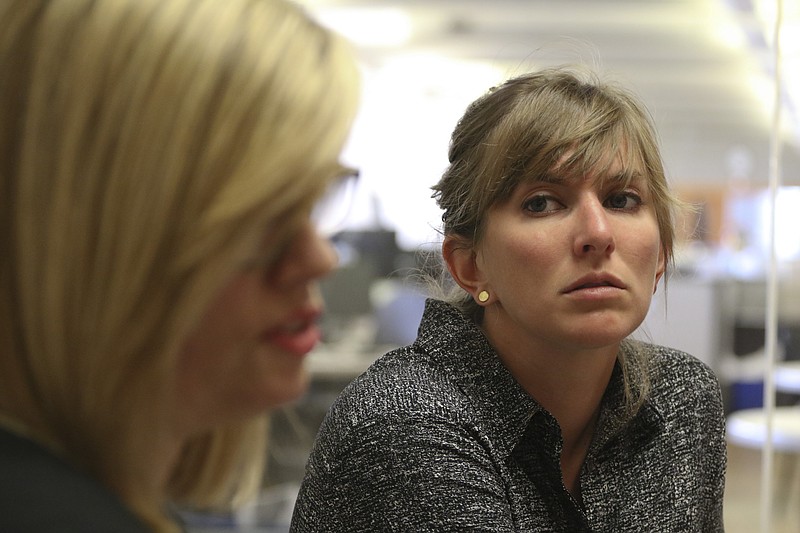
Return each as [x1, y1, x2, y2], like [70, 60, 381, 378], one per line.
[654, 247, 667, 293]
[442, 235, 484, 295]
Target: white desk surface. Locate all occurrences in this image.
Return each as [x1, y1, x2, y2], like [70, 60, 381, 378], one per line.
[727, 406, 800, 451]
[306, 344, 393, 380]
[776, 361, 800, 394]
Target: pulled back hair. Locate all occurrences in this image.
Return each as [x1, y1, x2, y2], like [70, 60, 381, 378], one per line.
[0, 0, 359, 530]
[431, 67, 681, 413]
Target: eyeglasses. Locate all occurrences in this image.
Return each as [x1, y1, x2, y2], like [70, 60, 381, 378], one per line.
[311, 165, 360, 238]
[239, 165, 360, 274]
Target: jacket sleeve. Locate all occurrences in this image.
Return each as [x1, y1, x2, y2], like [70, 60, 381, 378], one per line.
[698, 366, 727, 532]
[290, 412, 515, 533]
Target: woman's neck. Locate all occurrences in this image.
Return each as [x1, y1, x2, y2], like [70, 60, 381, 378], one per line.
[524, 352, 612, 421]
[483, 327, 618, 499]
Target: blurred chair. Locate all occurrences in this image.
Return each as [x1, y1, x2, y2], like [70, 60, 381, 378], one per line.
[726, 362, 800, 528]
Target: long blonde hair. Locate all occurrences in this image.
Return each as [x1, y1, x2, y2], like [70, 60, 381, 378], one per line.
[0, 0, 359, 529]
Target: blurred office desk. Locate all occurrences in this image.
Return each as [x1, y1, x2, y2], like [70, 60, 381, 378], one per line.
[306, 343, 388, 381]
[776, 361, 800, 394]
[634, 274, 731, 371]
[725, 362, 800, 451]
[727, 406, 800, 451]
[263, 342, 392, 499]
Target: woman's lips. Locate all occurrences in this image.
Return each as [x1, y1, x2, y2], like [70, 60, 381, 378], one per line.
[562, 272, 626, 293]
[561, 272, 627, 301]
[264, 311, 322, 357]
[565, 284, 623, 300]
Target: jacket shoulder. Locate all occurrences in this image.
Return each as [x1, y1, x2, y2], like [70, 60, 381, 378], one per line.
[0, 429, 149, 533]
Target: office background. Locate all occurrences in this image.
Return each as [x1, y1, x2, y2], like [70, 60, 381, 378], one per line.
[191, 2, 800, 532]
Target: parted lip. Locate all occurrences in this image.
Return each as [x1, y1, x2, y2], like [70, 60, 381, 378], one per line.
[265, 306, 322, 335]
[274, 306, 322, 331]
[261, 306, 324, 357]
[562, 272, 626, 293]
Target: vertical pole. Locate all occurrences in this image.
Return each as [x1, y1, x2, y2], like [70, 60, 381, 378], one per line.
[761, 1, 783, 531]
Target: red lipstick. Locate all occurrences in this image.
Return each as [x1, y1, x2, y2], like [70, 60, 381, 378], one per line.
[264, 309, 322, 357]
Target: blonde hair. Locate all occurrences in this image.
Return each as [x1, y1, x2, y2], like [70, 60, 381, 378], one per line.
[0, 0, 359, 530]
[431, 67, 681, 413]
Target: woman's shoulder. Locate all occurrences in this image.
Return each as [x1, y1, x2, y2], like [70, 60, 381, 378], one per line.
[312, 330, 537, 467]
[641, 342, 719, 382]
[637, 342, 723, 412]
[327, 343, 471, 428]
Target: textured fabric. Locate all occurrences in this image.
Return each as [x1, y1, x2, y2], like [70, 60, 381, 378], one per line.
[291, 299, 726, 532]
[0, 427, 150, 533]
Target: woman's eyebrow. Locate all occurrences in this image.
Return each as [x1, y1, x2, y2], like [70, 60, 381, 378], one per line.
[532, 172, 567, 185]
[607, 170, 645, 185]
[528, 168, 644, 186]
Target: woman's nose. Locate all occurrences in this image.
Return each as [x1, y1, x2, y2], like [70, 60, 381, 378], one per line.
[272, 221, 338, 285]
[573, 197, 615, 257]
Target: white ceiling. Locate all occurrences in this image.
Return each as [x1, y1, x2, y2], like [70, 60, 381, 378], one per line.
[304, 0, 800, 187]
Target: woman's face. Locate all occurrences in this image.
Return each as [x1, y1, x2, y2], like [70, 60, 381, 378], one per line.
[176, 220, 337, 437]
[475, 157, 665, 357]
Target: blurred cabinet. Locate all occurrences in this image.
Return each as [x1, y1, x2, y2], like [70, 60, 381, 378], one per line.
[634, 275, 733, 371]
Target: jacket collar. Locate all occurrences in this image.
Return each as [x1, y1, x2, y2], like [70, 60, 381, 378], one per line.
[414, 298, 664, 460]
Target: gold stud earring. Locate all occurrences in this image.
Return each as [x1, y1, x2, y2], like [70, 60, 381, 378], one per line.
[478, 290, 489, 303]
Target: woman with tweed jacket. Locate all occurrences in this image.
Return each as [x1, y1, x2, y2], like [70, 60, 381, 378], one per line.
[292, 67, 725, 532]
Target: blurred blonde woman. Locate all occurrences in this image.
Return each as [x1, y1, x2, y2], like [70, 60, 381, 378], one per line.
[0, 0, 359, 531]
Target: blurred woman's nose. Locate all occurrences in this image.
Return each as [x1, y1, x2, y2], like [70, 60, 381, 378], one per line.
[573, 196, 615, 257]
[272, 221, 338, 285]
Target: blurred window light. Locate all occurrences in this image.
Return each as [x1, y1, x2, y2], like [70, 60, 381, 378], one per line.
[311, 7, 413, 47]
[374, 53, 505, 100]
[757, 187, 800, 262]
[745, 72, 794, 133]
[753, 0, 800, 49]
[711, 22, 747, 51]
[752, 0, 800, 143]
[706, 0, 749, 50]
[337, 54, 505, 250]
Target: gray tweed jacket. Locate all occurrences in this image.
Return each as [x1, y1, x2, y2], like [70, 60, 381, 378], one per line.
[291, 299, 726, 532]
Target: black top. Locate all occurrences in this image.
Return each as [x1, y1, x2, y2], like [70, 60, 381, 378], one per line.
[0, 426, 150, 532]
[291, 299, 726, 532]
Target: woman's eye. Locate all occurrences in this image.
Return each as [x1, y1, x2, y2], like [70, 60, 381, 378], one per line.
[605, 192, 642, 210]
[523, 195, 562, 214]
[240, 233, 293, 275]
